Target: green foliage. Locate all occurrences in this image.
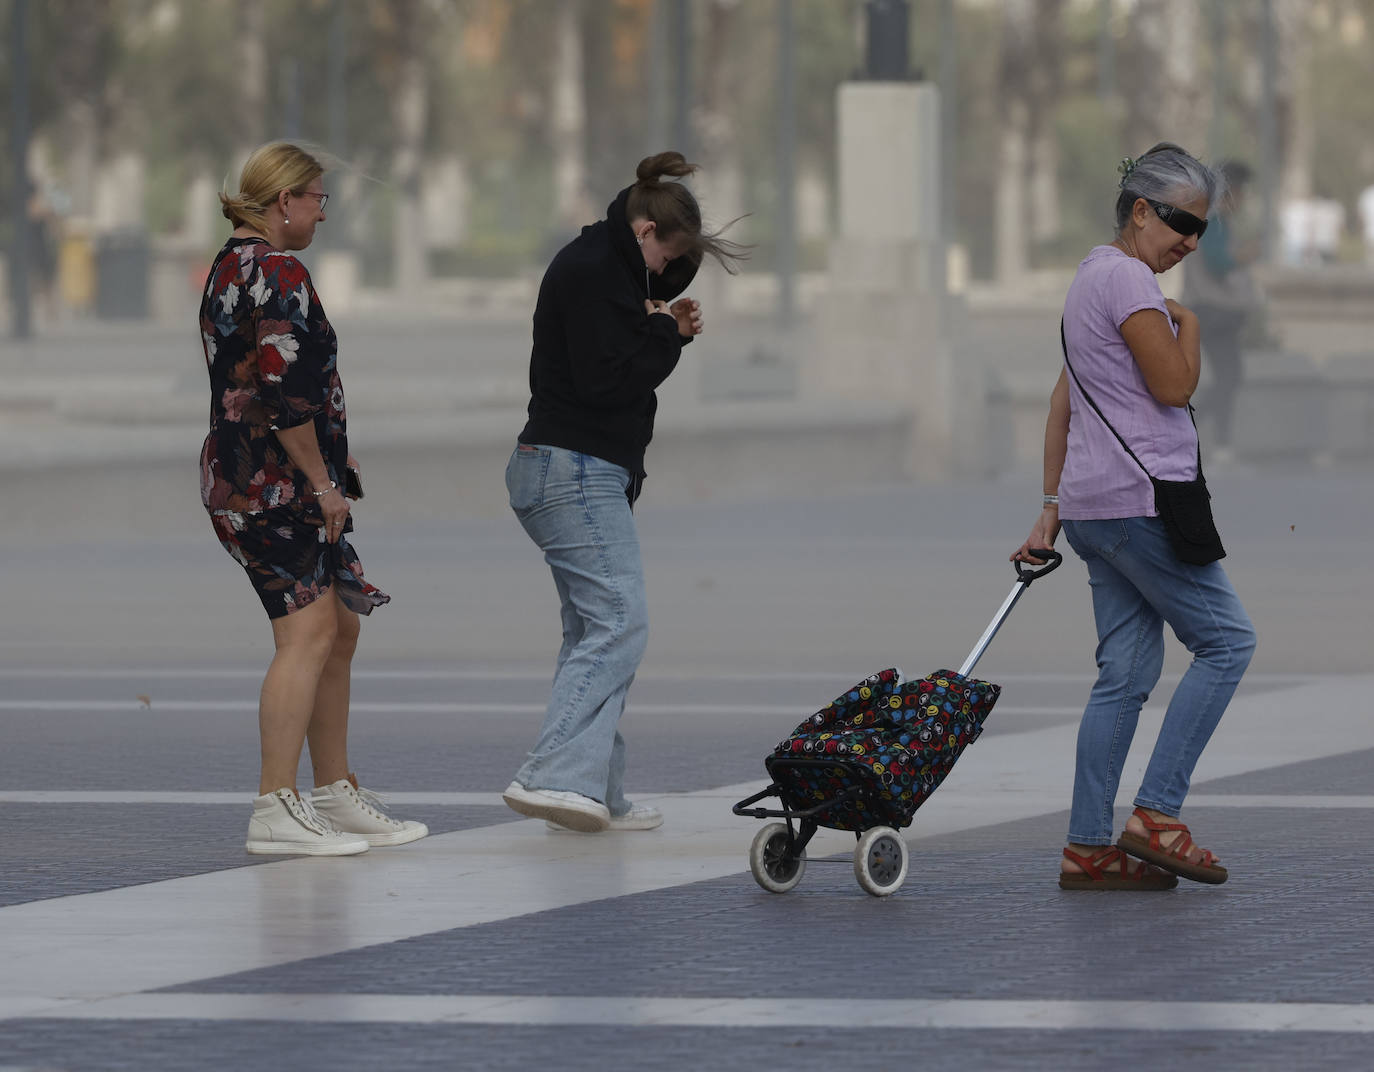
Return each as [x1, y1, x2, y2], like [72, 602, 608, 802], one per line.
[1047, 97, 1121, 261]
[11, 0, 1374, 282]
[1307, 1, 1374, 212]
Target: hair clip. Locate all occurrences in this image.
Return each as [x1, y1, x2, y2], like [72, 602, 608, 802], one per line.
[1117, 156, 1138, 189]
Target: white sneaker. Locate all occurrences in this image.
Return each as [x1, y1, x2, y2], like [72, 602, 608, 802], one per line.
[546, 802, 663, 833]
[245, 787, 370, 856]
[310, 777, 429, 847]
[502, 781, 610, 832]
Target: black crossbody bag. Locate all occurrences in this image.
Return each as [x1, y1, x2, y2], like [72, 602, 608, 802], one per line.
[1060, 322, 1225, 566]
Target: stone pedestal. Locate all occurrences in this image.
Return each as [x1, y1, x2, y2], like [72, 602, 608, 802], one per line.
[832, 83, 940, 273]
[802, 81, 980, 478]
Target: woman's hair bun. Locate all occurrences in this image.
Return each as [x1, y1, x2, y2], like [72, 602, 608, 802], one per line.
[636, 151, 697, 184]
[219, 193, 249, 223]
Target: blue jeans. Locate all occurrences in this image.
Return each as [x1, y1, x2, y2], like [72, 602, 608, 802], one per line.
[1060, 517, 1256, 845]
[505, 444, 648, 814]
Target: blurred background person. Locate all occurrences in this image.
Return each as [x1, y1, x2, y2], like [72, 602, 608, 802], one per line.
[1184, 159, 1262, 458]
[501, 151, 745, 833]
[1014, 143, 1256, 891]
[202, 141, 426, 856]
[25, 176, 60, 327]
[1358, 180, 1374, 266]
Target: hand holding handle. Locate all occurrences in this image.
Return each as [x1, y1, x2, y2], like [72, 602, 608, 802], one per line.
[1014, 548, 1062, 584]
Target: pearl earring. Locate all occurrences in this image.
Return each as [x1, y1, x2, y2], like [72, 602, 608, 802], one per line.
[284, 214, 290, 225]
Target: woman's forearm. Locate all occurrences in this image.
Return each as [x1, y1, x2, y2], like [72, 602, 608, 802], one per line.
[1173, 310, 1203, 398]
[274, 422, 332, 492]
[1043, 369, 1070, 493]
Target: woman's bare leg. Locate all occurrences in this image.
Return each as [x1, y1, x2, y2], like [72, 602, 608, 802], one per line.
[258, 590, 340, 795]
[307, 599, 361, 787]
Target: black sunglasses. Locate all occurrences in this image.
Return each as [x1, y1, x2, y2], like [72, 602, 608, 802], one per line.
[1146, 198, 1207, 239]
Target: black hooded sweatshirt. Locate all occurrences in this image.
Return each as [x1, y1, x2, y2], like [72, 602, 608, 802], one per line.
[517, 185, 699, 500]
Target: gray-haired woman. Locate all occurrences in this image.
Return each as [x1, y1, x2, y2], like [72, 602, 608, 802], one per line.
[1012, 143, 1257, 891]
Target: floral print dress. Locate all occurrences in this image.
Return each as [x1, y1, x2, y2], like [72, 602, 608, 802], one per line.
[199, 236, 389, 619]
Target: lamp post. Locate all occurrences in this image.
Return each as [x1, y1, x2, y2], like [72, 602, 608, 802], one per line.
[864, 0, 910, 81]
[1258, 0, 1278, 263]
[671, 0, 692, 160]
[776, 0, 796, 322]
[9, 0, 32, 339]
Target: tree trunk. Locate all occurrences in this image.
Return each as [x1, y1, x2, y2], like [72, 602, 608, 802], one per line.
[995, 100, 1031, 283]
[49, 3, 115, 224]
[388, 2, 428, 293]
[1121, 0, 1206, 155]
[995, 0, 1035, 282]
[549, 0, 590, 229]
[234, 0, 266, 168]
[994, 0, 1066, 280]
[695, 0, 747, 240]
[1028, 0, 1065, 245]
[1272, 0, 1309, 203]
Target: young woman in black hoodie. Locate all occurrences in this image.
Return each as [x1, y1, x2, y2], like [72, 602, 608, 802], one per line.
[502, 152, 744, 832]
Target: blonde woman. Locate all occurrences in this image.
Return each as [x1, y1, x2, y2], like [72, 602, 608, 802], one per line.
[201, 141, 425, 855]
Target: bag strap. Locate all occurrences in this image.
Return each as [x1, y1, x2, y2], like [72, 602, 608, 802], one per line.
[1059, 319, 1203, 480]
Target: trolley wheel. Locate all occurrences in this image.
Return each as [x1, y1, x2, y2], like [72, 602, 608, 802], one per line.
[853, 825, 908, 897]
[749, 822, 807, 894]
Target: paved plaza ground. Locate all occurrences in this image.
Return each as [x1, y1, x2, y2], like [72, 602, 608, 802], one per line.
[3, 456, 1373, 1068]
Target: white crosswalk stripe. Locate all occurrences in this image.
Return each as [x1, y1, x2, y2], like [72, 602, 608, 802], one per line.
[13, 994, 1374, 1032]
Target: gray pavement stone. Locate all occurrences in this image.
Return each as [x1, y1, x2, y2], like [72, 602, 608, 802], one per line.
[1, 1020, 1369, 1072]
[0, 805, 517, 908]
[7, 473, 1374, 676]
[4, 470, 1373, 1071]
[0, 665, 1299, 795]
[166, 800, 1374, 1005]
[1200, 747, 1374, 796]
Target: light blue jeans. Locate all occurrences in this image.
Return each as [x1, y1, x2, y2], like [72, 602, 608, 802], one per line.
[1060, 516, 1256, 845]
[505, 444, 648, 814]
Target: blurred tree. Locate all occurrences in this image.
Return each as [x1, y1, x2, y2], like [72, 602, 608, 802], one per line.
[1255, 0, 1306, 203]
[118, 2, 239, 239]
[14, 0, 1374, 295]
[372, 0, 435, 290]
[1119, 0, 1206, 155]
[236, 0, 267, 164]
[695, 0, 747, 240]
[582, 0, 654, 203]
[1306, 0, 1374, 230]
[994, 0, 1064, 283]
[550, 0, 591, 229]
[40, 0, 124, 222]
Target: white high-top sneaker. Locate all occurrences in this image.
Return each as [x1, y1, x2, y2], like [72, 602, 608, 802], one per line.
[245, 787, 370, 856]
[311, 776, 428, 847]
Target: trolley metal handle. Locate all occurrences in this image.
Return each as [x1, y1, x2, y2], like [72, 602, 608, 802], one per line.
[957, 549, 1063, 678]
[1014, 548, 1062, 583]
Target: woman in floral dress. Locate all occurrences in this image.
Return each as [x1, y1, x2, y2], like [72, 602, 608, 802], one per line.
[201, 141, 425, 855]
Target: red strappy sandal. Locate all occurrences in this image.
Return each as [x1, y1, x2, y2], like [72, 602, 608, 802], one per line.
[1058, 845, 1178, 890]
[1116, 807, 1229, 885]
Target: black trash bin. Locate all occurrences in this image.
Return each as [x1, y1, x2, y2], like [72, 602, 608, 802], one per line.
[95, 229, 150, 319]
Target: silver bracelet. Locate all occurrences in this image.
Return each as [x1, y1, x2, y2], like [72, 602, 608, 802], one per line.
[1042, 494, 1059, 507]
[311, 481, 337, 498]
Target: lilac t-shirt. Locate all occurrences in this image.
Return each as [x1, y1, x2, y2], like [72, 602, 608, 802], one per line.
[1058, 245, 1199, 521]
